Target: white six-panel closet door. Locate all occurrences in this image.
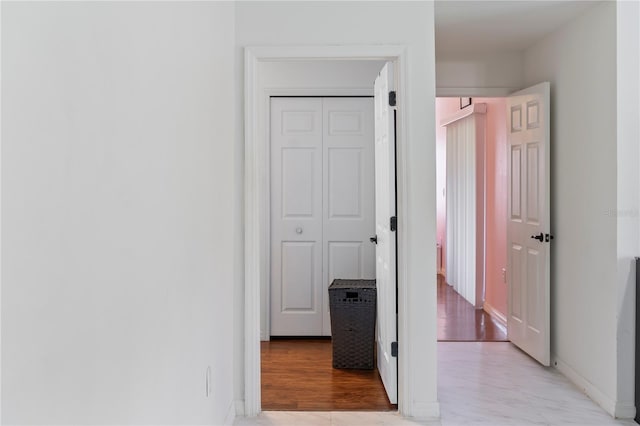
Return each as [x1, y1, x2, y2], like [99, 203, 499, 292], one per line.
[270, 97, 375, 337]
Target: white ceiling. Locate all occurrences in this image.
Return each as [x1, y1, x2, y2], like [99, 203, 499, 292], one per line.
[435, 0, 598, 55]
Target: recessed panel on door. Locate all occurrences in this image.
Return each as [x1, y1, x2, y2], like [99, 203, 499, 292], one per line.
[526, 247, 541, 333]
[510, 244, 523, 323]
[526, 142, 540, 225]
[281, 241, 317, 312]
[526, 101, 540, 129]
[328, 148, 363, 218]
[328, 111, 364, 135]
[282, 111, 316, 134]
[511, 105, 522, 132]
[282, 148, 316, 218]
[511, 146, 522, 221]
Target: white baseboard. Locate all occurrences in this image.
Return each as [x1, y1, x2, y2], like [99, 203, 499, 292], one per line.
[224, 400, 236, 425]
[614, 402, 636, 419]
[408, 401, 440, 419]
[234, 399, 245, 417]
[483, 301, 507, 326]
[552, 354, 617, 417]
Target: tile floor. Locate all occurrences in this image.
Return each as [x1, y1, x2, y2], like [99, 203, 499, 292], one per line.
[234, 342, 637, 426]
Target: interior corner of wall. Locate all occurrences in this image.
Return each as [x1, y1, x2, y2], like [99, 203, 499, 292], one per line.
[614, 402, 636, 420]
[224, 400, 237, 426]
[552, 353, 617, 417]
[408, 401, 441, 421]
[234, 400, 245, 417]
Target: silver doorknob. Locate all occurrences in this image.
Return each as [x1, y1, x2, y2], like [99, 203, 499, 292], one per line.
[296, 227, 303, 234]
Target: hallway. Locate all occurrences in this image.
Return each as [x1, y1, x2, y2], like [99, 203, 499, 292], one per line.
[437, 274, 507, 341]
[236, 342, 635, 425]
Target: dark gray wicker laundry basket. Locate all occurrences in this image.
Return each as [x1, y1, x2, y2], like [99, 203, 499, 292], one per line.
[328, 279, 376, 370]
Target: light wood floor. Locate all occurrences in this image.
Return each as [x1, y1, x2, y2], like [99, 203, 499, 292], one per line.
[261, 339, 396, 411]
[437, 274, 508, 341]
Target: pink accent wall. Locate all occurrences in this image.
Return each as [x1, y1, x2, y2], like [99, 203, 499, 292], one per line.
[476, 97, 507, 318]
[435, 97, 507, 319]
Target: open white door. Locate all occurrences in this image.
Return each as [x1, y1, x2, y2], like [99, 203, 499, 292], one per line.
[506, 82, 551, 366]
[373, 62, 397, 403]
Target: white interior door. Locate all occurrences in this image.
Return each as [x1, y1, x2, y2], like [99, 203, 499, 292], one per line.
[270, 97, 375, 337]
[270, 98, 324, 336]
[322, 98, 376, 335]
[507, 82, 551, 366]
[374, 62, 397, 403]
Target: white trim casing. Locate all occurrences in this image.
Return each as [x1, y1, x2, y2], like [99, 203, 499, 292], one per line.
[0, 2, 3, 419]
[436, 87, 517, 97]
[244, 46, 262, 418]
[244, 45, 424, 418]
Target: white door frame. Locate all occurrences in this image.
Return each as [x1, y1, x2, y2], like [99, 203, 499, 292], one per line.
[244, 45, 410, 416]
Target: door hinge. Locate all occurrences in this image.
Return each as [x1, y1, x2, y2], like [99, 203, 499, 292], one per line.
[389, 91, 396, 107]
[390, 216, 397, 232]
[391, 341, 398, 357]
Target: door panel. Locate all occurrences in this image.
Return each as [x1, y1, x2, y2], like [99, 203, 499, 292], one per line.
[526, 247, 541, 332]
[328, 110, 364, 135]
[282, 148, 317, 217]
[271, 98, 323, 336]
[271, 97, 375, 337]
[281, 242, 317, 311]
[322, 97, 376, 336]
[526, 143, 540, 224]
[374, 62, 398, 404]
[510, 146, 522, 220]
[328, 148, 363, 218]
[507, 82, 551, 366]
[510, 244, 524, 322]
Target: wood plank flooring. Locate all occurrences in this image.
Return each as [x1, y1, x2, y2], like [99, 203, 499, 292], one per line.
[438, 274, 508, 341]
[261, 339, 396, 411]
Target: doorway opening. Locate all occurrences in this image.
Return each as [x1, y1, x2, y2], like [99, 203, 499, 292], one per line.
[244, 48, 410, 416]
[264, 94, 393, 410]
[436, 96, 509, 343]
[435, 83, 551, 368]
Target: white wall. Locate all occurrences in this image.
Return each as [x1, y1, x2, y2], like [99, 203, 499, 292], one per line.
[258, 60, 385, 341]
[235, 1, 438, 417]
[523, 1, 621, 416]
[2, 2, 237, 424]
[259, 60, 384, 92]
[616, 0, 640, 418]
[436, 51, 523, 97]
